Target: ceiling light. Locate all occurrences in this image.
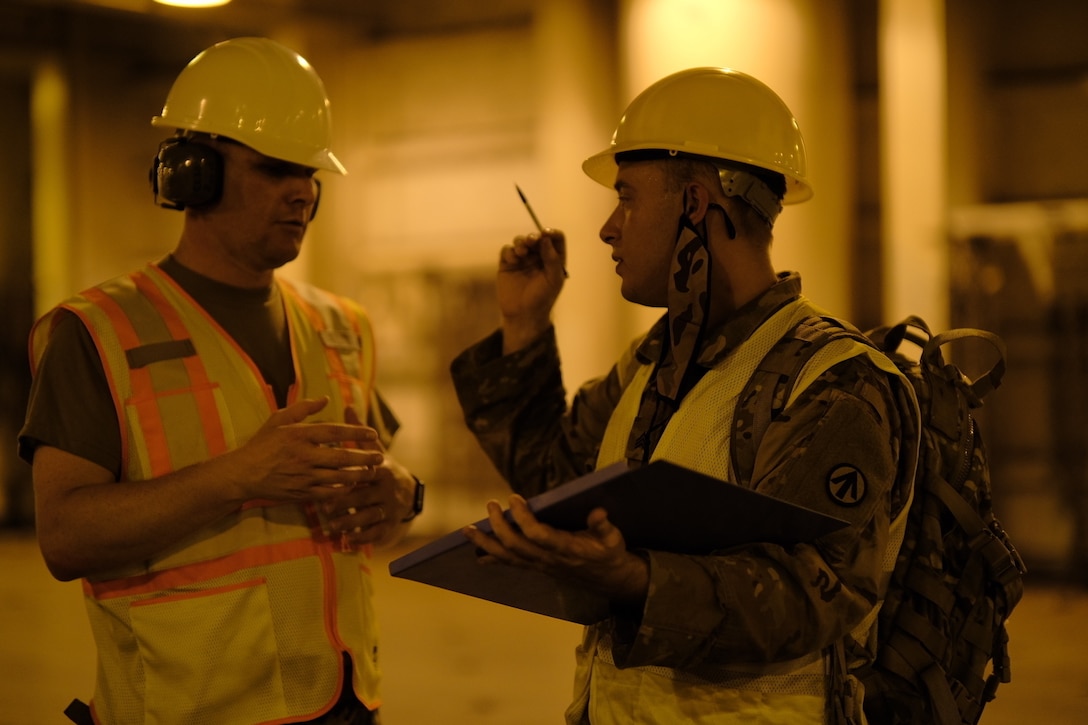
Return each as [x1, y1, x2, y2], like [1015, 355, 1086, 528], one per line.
[154, 0, 233, 7]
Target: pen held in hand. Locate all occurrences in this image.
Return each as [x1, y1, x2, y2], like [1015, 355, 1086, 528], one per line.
[515, 184, 569, 279]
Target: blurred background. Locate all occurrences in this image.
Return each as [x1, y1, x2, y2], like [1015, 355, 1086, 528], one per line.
[1, 0, 1086, 722]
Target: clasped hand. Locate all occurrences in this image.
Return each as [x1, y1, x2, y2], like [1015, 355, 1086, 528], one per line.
[227, 397, 408, 548]
[462, 494, 650, 606]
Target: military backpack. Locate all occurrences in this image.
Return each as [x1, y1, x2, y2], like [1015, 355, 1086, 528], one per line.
[731, 314, 1026, 725]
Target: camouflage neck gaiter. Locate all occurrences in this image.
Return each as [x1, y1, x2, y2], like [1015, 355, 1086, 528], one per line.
[626, 205, 732, 466]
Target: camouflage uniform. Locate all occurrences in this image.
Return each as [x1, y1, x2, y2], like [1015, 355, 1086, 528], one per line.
[450, 272, 917, 722]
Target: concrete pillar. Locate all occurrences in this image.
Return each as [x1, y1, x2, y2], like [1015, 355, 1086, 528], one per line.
[533, 0, 629, 388]
[30, 57, 72, 316]
[879, 0, 948, 327]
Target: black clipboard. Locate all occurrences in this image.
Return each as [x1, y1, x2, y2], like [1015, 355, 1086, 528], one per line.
[388, 460, 848, 624]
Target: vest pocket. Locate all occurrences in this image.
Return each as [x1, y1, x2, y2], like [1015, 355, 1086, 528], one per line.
[130, 577, 287, 723]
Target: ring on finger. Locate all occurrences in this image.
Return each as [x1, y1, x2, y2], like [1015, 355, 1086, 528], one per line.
[376, 505, 386, 522]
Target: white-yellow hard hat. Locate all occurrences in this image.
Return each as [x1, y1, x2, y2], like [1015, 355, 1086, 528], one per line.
[152, 37, 345, 174]
[582, 67, 811, 204]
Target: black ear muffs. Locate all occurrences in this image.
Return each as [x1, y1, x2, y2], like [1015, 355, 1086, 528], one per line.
[149, 138, 223, 210]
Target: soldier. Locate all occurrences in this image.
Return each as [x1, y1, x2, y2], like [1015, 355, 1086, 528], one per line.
[20, 38, 423, 724]
[451, 68, 920, 724]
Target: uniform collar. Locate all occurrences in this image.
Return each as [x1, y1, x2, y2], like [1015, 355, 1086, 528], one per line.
[635, 271, 803, 369]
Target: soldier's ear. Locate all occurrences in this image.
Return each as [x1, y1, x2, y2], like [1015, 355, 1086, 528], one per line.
[682, 183, 710, 224]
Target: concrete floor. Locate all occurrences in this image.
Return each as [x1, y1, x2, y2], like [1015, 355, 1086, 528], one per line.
[2, 529, 1086, 724]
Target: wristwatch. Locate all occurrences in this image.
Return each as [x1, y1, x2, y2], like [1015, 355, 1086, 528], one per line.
[401, 475, 425, 522]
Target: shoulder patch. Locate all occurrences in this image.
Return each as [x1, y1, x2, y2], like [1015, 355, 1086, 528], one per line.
[827, 464, 867, 506]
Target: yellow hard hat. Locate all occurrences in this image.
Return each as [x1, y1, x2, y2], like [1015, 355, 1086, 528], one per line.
[152, 37, 345, 174]
[583, 67, 811, 204]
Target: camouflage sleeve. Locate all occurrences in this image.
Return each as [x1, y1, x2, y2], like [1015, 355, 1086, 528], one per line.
[449, 327, 625, 497]
[614, 355, 908, 668]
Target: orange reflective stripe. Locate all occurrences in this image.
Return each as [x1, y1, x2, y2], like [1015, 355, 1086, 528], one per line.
[81, 286, 172, 477]
[85, 536, 329, 601]
[133, 270, 229, 458]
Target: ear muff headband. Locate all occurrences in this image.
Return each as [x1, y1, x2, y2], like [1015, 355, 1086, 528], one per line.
[149, 138, 223, 210]
[309, 178, 322, 222]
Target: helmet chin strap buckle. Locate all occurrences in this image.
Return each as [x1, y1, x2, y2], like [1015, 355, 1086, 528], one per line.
[718, 168, 782, 228]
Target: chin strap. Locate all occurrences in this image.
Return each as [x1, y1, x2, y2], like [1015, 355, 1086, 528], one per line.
[659, 213, 712, 403]
[624, 211, 711, 464]
[625, 201, 744, 465]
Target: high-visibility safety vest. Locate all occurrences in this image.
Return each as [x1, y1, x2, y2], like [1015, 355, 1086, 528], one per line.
[570, 298, 914, 725]
[30, 264, 381, 725]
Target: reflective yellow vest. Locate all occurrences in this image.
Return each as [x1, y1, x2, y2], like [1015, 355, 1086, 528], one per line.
[30, 264, 381, 725]
[573, 298, 913, 725]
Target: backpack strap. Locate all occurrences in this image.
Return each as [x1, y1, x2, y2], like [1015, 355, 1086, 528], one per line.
[924, 327, 1007, 406]
[731, 315, 869, 487]
[875, 315, 1007, 408]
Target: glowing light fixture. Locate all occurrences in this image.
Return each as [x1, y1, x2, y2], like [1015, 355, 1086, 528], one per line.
[154, 0, 232, 7]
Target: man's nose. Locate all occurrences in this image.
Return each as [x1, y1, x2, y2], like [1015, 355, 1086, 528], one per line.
[599, 207, 621, 244]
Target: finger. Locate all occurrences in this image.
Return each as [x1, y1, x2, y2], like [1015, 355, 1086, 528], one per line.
[341, 406, 387, 452]
[482, 499, 544, 564]
[494, 497, 557, 563]
[301, 467, 382, 500]
[317, 446, 384, 470]
[539, 232, 565, 264]
[584, 507, 628, 552]
[306, 423, 380, 448]
[303, 468, 377, 496]
[537, 232, 569, 279]
[508, 234, 537, 256]
[506, 495, 554, 545]
[328, 502, 386, 533]
[485, 499, 523, 544]
[344, 406, 362, 426]
[263, 397, 330, 430]
[585, 506, 611, 532]
[499, 241, 542, 272]
[462, 523, 518, 566]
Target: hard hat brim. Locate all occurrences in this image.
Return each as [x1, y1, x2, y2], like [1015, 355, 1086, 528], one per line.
[582, 146, 813, 204]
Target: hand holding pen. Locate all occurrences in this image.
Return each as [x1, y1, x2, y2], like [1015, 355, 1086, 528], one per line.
[516, 184, 569, 279]
[498, 187, 568, 353]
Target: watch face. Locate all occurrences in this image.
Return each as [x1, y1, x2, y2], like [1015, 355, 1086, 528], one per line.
[413, 479, 425, 513]
[402, 477, 424, 522]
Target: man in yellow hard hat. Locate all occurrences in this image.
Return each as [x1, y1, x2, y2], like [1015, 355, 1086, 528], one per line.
[451, 67, 920, 723]
[20, 37, 422, 724]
